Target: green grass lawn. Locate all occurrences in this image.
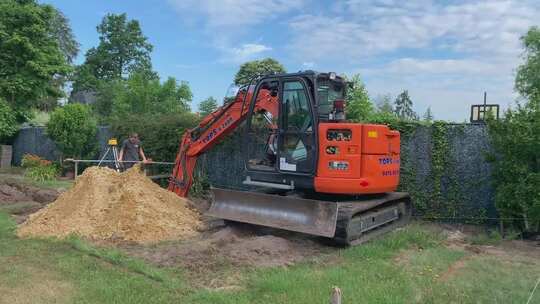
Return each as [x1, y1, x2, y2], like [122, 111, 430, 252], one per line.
[1, 209, 539, 304]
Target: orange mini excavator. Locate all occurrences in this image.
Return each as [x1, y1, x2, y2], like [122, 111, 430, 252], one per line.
[169, 71, 411, 245]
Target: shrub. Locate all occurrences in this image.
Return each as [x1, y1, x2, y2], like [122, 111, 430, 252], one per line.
[111, 112, 199, 163]
[21, 154, 59, 182]
[0, 98, 18, 142]
[488, 104, 539, 233]
[487, 27, 540, 233]
[21, 154, 45, 168]
[26, 165, 59, 182]
[47, 103, 97, 158]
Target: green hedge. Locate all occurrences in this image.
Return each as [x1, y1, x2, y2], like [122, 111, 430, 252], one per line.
[110, 112, 199, 163]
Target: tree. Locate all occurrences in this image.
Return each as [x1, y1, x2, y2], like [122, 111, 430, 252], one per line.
[50, 9, 79, 64]
[47, 104, 97, 158]
[488, 27, 540, 233]
[516, 26, 540, 104]
[110, 71, 192, 119]
[375, 94, 394, 113]
[0, 98, 18, 142]
[394, 90, 417, 120]
[111, 112, 199, 163]
[72, 13, 153, 92]
[0, 0, 72, 112]
[199, 97, 218, 116]
[345, 74, 373, 122]
[423, 106, 434, 122]
[234, 58, 286, 86]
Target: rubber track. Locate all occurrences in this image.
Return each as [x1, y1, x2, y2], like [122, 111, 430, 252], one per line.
[333, 193, 412, 245]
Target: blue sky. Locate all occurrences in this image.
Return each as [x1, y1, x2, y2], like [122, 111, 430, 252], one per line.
[42, 0, 540, 121]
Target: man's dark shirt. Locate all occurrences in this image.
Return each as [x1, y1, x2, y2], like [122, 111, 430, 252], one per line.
[121, 139, 141, 168]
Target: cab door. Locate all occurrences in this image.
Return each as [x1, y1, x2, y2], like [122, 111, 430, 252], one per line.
[278, 79, 316, 174]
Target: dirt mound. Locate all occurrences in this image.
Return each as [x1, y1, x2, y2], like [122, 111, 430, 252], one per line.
[17, 165, 202, 244]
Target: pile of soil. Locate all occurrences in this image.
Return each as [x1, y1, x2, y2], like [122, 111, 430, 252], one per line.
[17, 165, 202, 244]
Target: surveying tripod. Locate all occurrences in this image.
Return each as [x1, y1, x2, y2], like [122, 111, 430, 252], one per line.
[98, 138, 121, 171]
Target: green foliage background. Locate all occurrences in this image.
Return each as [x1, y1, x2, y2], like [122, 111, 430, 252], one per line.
[0, 0, 73, 110]
[486, 27, 540, 232]
[110, 112, 199, 163]
[198, 96, 218, 116]
[46, 103, 97, 158]
[0, 98, 18, 141]
[234, 58, 286, 86]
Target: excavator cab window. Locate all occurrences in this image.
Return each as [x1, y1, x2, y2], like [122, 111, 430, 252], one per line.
[245, 77, 315, 175]
[278, 80, 315, 173]
[223, 84, 240, 105]
[246, 79, 280, 172]
[317, 76, 345, 120]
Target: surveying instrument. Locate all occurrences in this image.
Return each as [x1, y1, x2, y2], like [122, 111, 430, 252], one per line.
[98, 138, 121, 171]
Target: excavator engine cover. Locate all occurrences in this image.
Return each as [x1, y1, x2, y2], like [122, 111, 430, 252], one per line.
[208, 188, 338, 237]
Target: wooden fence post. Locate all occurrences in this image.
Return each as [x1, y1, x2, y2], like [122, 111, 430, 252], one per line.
[330, 286, 342, 304]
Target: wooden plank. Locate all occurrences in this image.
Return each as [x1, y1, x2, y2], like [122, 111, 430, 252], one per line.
[0, 145, 12, 168]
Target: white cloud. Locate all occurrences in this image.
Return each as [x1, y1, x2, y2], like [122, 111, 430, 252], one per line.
[289, 1, 539, 60]
[302, 62, 315, 68]
[168, 0, 304, 27]
[286, 0, 539, 120]
[222, 43, 272, 63]
[168, 0, 303, 64]
[360, 57, 518, 121]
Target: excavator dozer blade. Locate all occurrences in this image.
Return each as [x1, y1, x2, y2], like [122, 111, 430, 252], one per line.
[207, 188, 338, 237]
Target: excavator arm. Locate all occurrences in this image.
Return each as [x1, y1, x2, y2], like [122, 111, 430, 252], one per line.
[168, 85, 278, 197]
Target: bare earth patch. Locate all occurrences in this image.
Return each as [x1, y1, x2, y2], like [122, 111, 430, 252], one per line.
[0, 182, 61, 224]
[122, 223, 335, 288]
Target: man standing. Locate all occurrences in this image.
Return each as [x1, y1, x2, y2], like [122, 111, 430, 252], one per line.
[118, 133, 148, 170]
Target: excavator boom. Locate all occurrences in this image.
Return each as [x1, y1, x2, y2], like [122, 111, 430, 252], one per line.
[168, 85, 277, 196]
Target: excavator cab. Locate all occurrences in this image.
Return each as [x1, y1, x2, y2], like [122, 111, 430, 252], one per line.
[243, 71, 346, 190]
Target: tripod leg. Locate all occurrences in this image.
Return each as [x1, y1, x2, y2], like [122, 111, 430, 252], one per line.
[98, 147, 111, 167]
[112, 147, 120, 172]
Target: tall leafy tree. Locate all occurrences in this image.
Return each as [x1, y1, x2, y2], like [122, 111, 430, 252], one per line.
[110, 72, 192, 119]
[345, 74, 373, 122]
[0, 98, 18, 142]
[375, 94, 394, 113]
[394, 90, 417, 120]
[72, 13, 153, 92]
[516, 26, 540, 104]
[199, 96, 218, 116]
[0, 0, 72, 112]
[489, 27, 540, 232]
[234, 58, 285, 86]
[423, 106, 434, 122]
[50, 9, 79, 64]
